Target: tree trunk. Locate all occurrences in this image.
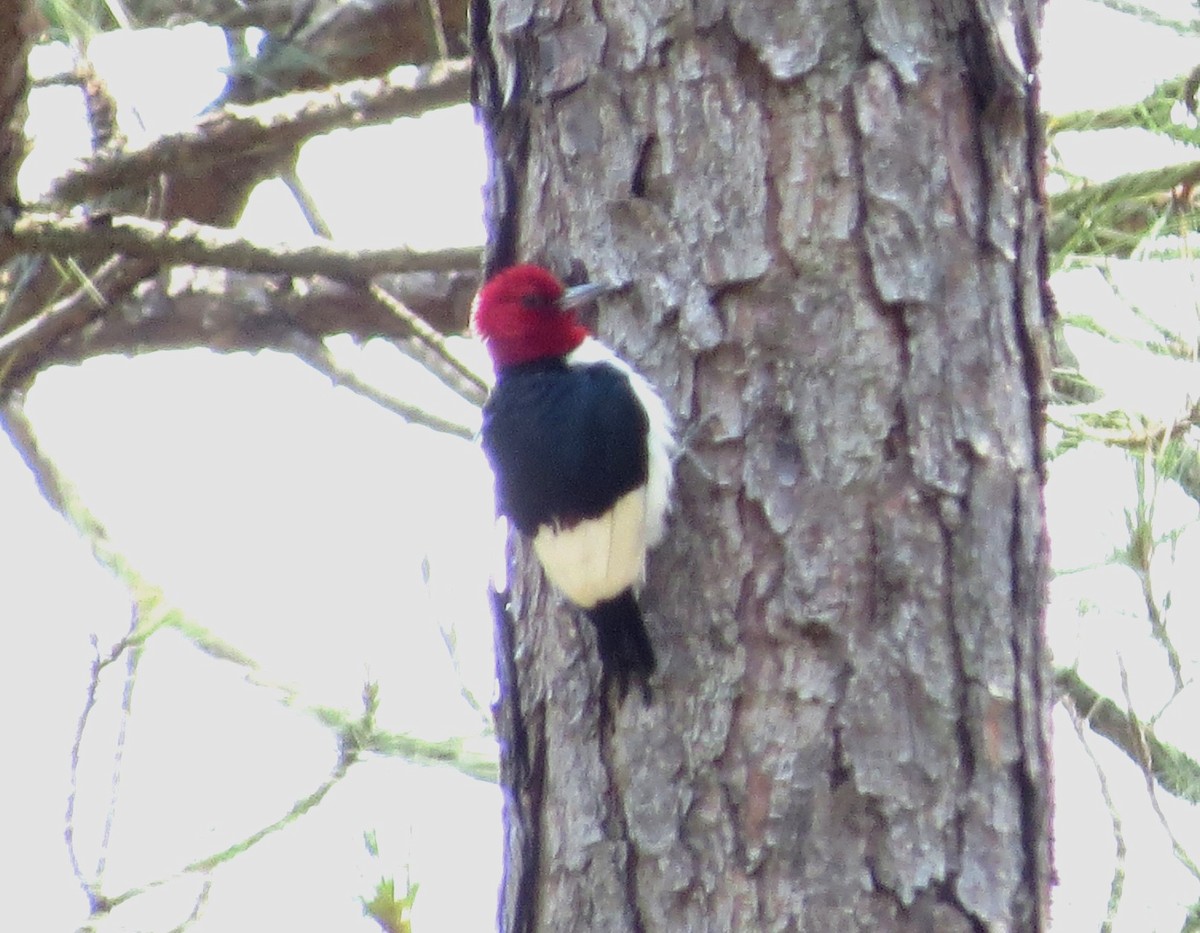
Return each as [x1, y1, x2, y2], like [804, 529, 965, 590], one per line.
[473, 1, 1053, 929]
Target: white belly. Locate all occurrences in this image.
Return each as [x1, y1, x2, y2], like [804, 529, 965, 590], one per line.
[533, 486, 648, 609]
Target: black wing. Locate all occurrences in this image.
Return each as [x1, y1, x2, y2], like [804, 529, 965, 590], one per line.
[481, 360, 650, 535]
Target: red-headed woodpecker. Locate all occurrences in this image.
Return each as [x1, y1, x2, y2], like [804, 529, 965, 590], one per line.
[473, 264, 675, 699]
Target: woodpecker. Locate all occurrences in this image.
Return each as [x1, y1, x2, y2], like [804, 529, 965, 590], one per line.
[473, 264, 675, 699]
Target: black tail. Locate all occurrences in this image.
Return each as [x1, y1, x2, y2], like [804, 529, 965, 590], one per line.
[586, 589, 656, 702]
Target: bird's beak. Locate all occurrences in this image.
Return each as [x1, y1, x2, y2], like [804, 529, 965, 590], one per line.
[558, 281, 614, 309]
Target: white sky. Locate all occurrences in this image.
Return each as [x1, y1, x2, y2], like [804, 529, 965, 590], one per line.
[2, 4, 1200, 931]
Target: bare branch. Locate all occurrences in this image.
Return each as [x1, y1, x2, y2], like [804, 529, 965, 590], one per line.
[0, 255, 156, 372]
[38, 269, 479, 366]
[2, 210, 482, 281]
[129, 0, 470, 70]
[295, 0, 470, 82]
[126, 0, 304, 30]
[50, 57, 473, 205]
[0, 218, 483, 386]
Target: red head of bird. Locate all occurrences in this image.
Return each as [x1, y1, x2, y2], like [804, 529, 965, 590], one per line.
[471, 264, 610, 370]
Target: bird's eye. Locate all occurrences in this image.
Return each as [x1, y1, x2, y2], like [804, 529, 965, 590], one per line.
[521, 293, 555, 310]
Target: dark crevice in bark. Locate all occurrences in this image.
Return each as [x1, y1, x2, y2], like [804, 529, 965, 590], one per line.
[596, 720, 647, 933]
[933, 879, 989, 933]
[470, 0, 527, 277]
[938, 483, 988, 931]
[829, 721, 851, 791]
[492, 589, 529, 787]
[730, 35, 790, 279]
[843, 0, 880, 68]
[1006, 33, 1053, 913]
[491, 588, 543, 933]
[954, 31, 996, 250]
[844, 78, 914, 387]
[1015, 4, 1053, 367]
[717, 769, 753, 874]
[1015, 115, 1051, 480]
[521, 709, 548, 933]
[1008, 481, 1045, 931]
[882, 406, 904, 463]
[865, 492, 882, 641]
[630, 134, 655, 200]
[717, 560, 761, 875]
[865, 853, 906, 913]
[954, 10, 1001, 110]
[941, 508, 977, 791]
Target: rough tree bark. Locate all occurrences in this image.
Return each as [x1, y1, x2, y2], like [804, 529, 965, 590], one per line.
[0, 0, 35, 216]
[474, 1, 1053, 931]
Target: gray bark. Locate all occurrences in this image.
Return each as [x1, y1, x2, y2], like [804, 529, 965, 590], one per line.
[475, 0, 1053, 929]
[0, 0, 34, 215]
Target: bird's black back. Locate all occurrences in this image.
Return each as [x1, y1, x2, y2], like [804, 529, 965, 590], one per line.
[481, 359, 650, 535]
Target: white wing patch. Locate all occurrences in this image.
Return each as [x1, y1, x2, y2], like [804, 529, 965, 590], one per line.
[565, 338, 675, 548]
[530, 339, 674, 609]
[533, 486, 649, 609]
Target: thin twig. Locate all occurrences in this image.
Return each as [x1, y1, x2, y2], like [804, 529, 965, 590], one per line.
[280, 164, 334, 239]
[100, 741, 360, 912]
[369, 279, 488, 406]
[280, 330, 477, 439]
[1064, 696, 1127, 932]
[0, 391, 131, 573]
[1118, 658, 1200, 885]
[422, 0, 451, 60]
[165, 877, 214, 933]
[1128, 450, 1186, 690]
[1082, 0, 1200, 35]
[95, 635, 144, 886]
[0, 396, 152, 910]
[64, 620, 142, 910]
[421, 556, 495, 735]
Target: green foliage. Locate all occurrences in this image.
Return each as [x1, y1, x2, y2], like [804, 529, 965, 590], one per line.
[360, 834, 420, 933]
[37, 0, 126, 40]
[1048, 67, 1200, 265]
[362, 876, 420, 933]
